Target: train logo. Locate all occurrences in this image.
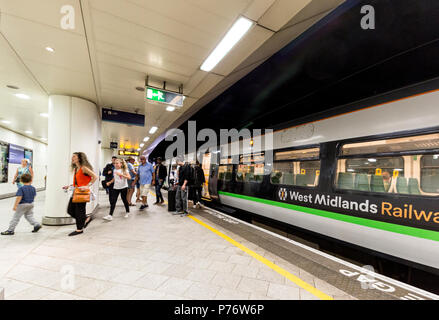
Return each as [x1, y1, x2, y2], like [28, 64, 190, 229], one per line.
[278, 188, 288, 201]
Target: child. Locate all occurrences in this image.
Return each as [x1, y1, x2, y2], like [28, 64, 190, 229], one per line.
[1, 173, 41, 235]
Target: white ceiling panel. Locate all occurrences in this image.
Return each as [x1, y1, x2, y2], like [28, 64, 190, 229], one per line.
[0, 0, 84, 35]
[90, 10, 208, 60]
[244, 0, 277, 21]
[184, 0, 252, 20]
[189, 73, 224, 99]
[0, 14, 92, 74]
[23, 60, 96, 102]
[258, 0, 312, 31]
[90, 0, 218, 49]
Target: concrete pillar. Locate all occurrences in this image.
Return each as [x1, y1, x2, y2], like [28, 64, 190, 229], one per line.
[42, 95, 101, 226]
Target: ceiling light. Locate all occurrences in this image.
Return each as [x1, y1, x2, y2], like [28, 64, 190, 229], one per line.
[200, 16, 254, 72]
[40, 113, 49, 118]
[368, 158, 377, 163]
[166, 106, 175, 112]
[25, 130, 32, 134]
[14, 93, 30, 100]
[41, 138, 47, 141]
[137, 148, 141, 151]
[143, 137, 150, 142]
[1, 120, 11, 124]
[45, 47, 55, 52]
[149, 126, 158, 134]
[140, 143, 144, 147]
[6, 85, 19, 90]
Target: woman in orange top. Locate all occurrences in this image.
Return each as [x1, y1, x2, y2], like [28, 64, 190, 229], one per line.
[62, 152, 97, 236]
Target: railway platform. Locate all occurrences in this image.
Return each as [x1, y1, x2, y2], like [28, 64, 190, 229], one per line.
[0, 189, 436, 301]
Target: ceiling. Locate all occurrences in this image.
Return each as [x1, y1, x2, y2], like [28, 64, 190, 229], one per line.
[0, 0, 343, 152]
[149, 0, 439, 159]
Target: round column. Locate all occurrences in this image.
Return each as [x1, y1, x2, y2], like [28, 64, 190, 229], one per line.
[43, 95, 101, 226]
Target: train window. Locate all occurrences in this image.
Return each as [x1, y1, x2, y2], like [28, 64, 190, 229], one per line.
[270, 148, 320, 187]
[236, 153, 265, 183]
[341, 133, 439, 156]
[421, 155, 439, 193]
[337, 133, 439, 196]
[218, 165, 233, 182]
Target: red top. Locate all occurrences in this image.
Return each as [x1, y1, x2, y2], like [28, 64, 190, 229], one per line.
[74, 167, 91, 187]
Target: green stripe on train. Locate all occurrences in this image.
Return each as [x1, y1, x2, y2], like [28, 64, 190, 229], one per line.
[218, 191, 439, 242]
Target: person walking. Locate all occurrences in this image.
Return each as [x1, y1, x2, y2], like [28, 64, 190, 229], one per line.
[133, 155, 154, 210]
[102, 156, 116, 195]
[153, 157, 167, 205]
[126, 157, 137, 206]
[192, 161, 205, 209]
[174, 156, 191, 217]
[63, 152, 97, 236]
[1, 173, 41, 235]
[103, 158, 131, 221]
[13, 159, 33, 190]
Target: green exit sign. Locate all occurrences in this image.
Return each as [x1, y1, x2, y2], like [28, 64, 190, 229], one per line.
[146, 88, 165, 102]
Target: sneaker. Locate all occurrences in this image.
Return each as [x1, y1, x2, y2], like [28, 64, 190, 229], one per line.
[153, 202, 159, 205]
[139, 205, 147, 210]
[193, 204, 197, 209]
[1, 230, 14, 235]
[32, 225, 42, 233]
[103, 215, 113, 221]
[124, 213, 130, 218]
[180, 212, 189, 217]
[173, 211, 182, 215]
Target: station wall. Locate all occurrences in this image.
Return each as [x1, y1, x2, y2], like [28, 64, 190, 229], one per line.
[0, 126, 47, 196]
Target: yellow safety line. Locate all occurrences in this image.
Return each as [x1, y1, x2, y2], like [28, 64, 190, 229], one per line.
[150, 191, 332, 300]
[188, 214, 333, 300]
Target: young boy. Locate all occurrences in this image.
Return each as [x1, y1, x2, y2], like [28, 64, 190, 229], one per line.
[1, 173, 41, 235]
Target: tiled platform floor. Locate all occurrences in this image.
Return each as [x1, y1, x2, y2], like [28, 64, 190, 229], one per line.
[0, 190, 355, 300]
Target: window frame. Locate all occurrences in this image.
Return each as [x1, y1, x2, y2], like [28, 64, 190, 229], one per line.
[420, 154, 439, 194]
[335, 129, 439, 198]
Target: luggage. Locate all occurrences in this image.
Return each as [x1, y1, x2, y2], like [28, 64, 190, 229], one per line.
[168, 189, 176, 212]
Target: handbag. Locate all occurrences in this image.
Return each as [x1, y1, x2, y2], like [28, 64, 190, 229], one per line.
[72, 169, 91, 203]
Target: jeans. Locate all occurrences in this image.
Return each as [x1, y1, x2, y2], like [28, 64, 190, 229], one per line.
[175, 185, 188, 213]
[155, 180, 164, 202]
[193, 187, 202, 204]
[8, 203, 39, 232]
[109, 188, 130, 216]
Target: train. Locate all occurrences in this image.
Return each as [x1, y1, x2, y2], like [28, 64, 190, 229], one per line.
[161, 87, 439, 272]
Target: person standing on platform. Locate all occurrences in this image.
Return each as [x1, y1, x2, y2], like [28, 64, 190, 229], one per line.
[102, 156, 116, 195]
[153, 157, 167, 205]
[103, 158, 131, 221]
[12, 159, 33, 190]
[174, 156, 191, 217]
[63, 152, 97, 236]
[192, 161, 205, 209]
[1, 174, 41, 235]
[133, 155, 154, 210]
[126, 157, 137, 206]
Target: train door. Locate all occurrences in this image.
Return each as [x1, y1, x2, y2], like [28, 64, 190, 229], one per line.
[201, 152, 219, 201]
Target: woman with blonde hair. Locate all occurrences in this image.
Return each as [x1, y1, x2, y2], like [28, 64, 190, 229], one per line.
[13, 159, 34, 189]
[103, 158, 131, 221]
[62, 152, 97, 236]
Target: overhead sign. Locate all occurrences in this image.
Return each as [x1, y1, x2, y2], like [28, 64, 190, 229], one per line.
[146, 87, 184, 107]
[102, 108, 145, 127]
[119, 150, 140, 156]
[110, 142, 118, 149]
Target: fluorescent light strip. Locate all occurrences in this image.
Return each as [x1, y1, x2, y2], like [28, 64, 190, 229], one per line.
[143, 137, 150, 142]
[14, 93, 30, 100]
[166, 106, 175, 112]
[149, 126, 158, 134]
[201, 16, 254, 72]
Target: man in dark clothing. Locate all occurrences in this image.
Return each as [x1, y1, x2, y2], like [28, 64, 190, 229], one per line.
[102, 156, 116, 194]
[192, 161, 205, 209]
[174, 157, 191, 217]
[153, 157, 167, 205]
